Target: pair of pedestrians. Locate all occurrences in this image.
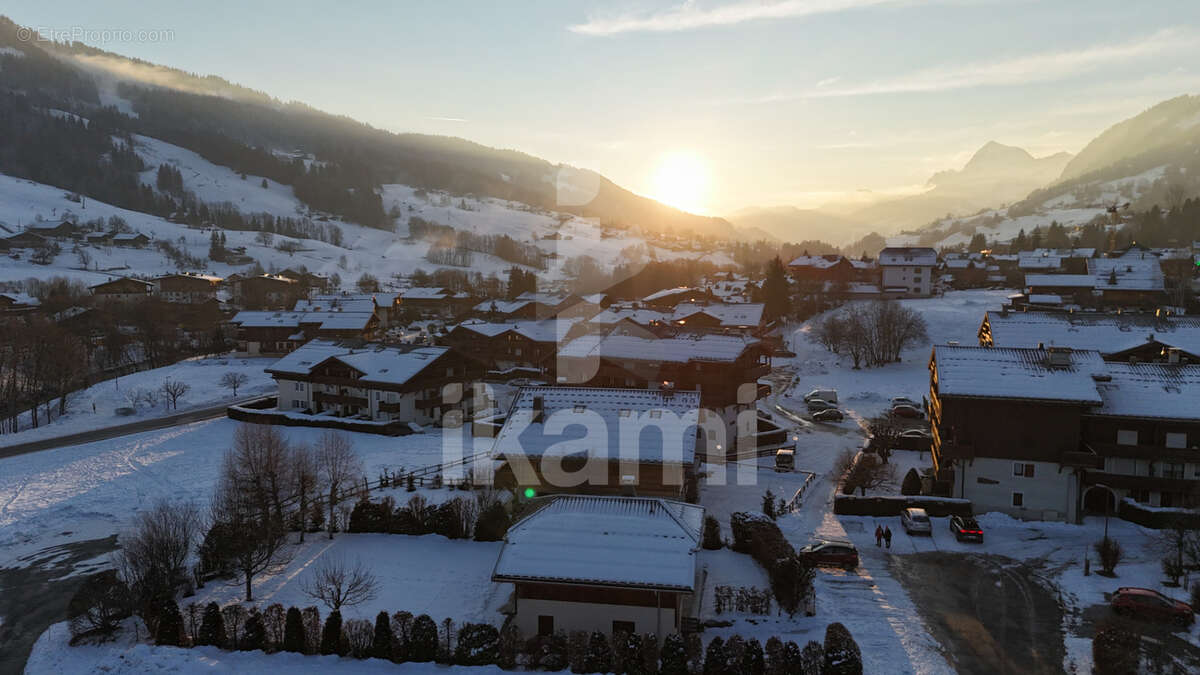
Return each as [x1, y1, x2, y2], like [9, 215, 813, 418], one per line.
[874, 524, 892, 548]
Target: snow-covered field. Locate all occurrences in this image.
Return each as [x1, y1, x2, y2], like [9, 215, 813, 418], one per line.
[0, 355, 275, 446]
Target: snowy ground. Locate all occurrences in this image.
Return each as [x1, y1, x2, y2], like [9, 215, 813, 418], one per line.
[0, 354, 275, 446]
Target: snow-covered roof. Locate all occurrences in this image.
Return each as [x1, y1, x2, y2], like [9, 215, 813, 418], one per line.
[401, 287, 449, 300]
[231, 310, 375, 331]
[0, 291, 39, 306]
[580, 293, 608, 305]
[293, 297, 377, 313]
[492, 495, 703, 591]
[1088, 257, 1164, 292]
[454, 318, 581, 343]
[879, 247, 937, 266]
[474, 299, 533, 314]
[983, 312, 1200, 358]
[559, 333, 760, 363]
[515, 292, 566, 305]
[266, 339, 449, 386]
[586, 307, 671, 326]
[787, 255, 842, 269]
[934, 345, 1106, 404]
[671, 302, 764, 328]
[1027, 294, 1063, 305]
[1024, 274, 1095, 289]
[1018, 254, 1062, 270]
[642, 286, 702, 303]
[490, 386, 701, 465]
[1093, 363, 1200, 422]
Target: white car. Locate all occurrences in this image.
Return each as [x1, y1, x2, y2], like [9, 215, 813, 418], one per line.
[900, 507, 932, 535]
[806, 398, 837, 412]
[804, 389, 839, 404]
[891, 396, 918, 408]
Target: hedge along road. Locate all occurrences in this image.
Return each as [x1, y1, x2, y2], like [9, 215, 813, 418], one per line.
[0, 396, 271, 460]
[887, 552, 1066, 674]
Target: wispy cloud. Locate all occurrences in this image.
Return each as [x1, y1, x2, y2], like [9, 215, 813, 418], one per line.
[782, 28, 1200, 100]
[569, 0, 910, 36]
[426, 116, 468, 122]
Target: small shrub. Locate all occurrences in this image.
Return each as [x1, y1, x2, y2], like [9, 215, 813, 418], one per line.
[1092, 620, 1140, 675]
[799, 640, 823, 674]
[283, 607, 306, 653]
[762, 490, 777, 520]
[410, 614, 439, 662]
[67, 570, 131, 640]
[584, 631, 613, 673]
[474, 502, 510, 541]
[703, 636, 726, 675]
[197, 602, 225, 648]
[344, 618, 373, 658]
[661, 633, 688, 675]
[455, 623, 499, 665]
[702, 515, 723, 550]
[1095, 537, 1123, 576]
[240, 608, 265, 651]
[320, 610, 343, 655]
[371, 611, 393, 659]
[154, 598, 183, 647]
[823, 622, 862, 675]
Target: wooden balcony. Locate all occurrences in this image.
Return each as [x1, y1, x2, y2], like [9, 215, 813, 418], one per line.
[378, 400, 405, 413]
[1083, 441, 1200, 464]
[314, 391, 367, 407]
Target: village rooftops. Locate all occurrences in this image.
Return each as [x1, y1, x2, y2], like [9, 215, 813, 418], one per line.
[490, 386, 701, 465]
[266, 339, 450, 386]
[586, 307, 672, 326]
[491, 495, 703, 591]
[452, 317, 582, 342]
[787, 254, 843, 269]
[231, 310, 375, 331]
[293, 296, 378, 313]
[1092, 362, 1200, 423]
[982, 312, 1200, 359]
[879, 247, 937, 266]
[641, 286, 703, 303]
[558, 333, 760, 363]
[671, 302, 765, 328]
[933, 344, 1106, 404]
[474, 299, 534, 314]
[401, 287, 452, 300]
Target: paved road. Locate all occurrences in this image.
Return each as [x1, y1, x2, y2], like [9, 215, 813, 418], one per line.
[0, 396, 270, 459]
[889, 552, 1066, 675]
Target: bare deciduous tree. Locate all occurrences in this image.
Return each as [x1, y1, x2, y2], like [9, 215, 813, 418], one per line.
[316, 431, 363, 539]
[812, 300, 928, 369]
[300, 555, 379, 611]
[113, 499, 201, 625]
[843, 452, 898, 496]
[220, 372, 249, 397]
[160, 378, 191, 410]
[291, 443, 318, 543]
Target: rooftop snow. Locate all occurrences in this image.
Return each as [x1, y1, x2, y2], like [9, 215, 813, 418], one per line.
[266, 339, 449, 386]
[671, 302, 764, 327]
[879, 247, 937, 266]
[1093, 363, 1200, 422]
[559, 333, 759, 363]
[490, 386, 701, 464]
[401, 287, 449, 300]
[231, 310, 375, 331]
[492, 495, 702, 591]
[934, 344, 1106, 404]
[586, 307, 671, 326]
[642, 286, 702, 303]
[984, 312, 1200, 357]
[455, 318, 581, 342]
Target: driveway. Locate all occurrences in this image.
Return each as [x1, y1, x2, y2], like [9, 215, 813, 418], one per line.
[888, 552, 1066, 674]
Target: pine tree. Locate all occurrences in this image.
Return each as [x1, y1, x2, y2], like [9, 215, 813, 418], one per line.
[154, 597, 183, 646]
[703, 636, 726, 675]
[241, 609, 265, 651]
[497, 624, 522, 669]
[320, 610, 343, 656]
[762, 490, 777, 520]
[764, 636, 785, 675]
[702, 515, 723, 550]
[799, 641, 823, 674]
[410, 614, 439, 662]
[369, 611, 393, 660]
[661, 634, 688, 675]
[197, 601, 225, 647]
[742, 638, 765, 675]
[823, 623, 862, 675]
[283, 606, 306, 653]
[762, 256, 791, 320]
[584, 631, 613, 673]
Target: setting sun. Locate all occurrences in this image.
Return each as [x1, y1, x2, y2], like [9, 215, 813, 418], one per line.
[650, 151, 709, 214]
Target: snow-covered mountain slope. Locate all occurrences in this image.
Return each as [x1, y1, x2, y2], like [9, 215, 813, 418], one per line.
[0, 133, 719, 287]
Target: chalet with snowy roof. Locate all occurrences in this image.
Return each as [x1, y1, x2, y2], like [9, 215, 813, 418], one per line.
[670, 302, 766, 335]
[473, 299, 544, 320]
[492, 495, 703, 639]
[979, 311, 1200, 364]
[583, 306, 673, 335]
[878, 247, 937, 296]
[441, 318, 586, 375]
[277, 268, 331, 294]
[557, 333, 771, 453]
[1024, 254, 1165, 309]
[230, 274, 303, 310]
[231, 310, 380, 356]
[27, 220, 83, 240]
[110, 232, 150, 248]
[787, 255, 875, 284]
[929, 344, 1200, 521]
[489, 387, 701, 499]
[154, 273, 223, 304]
[0, 291, 39, 314]
[267, 340, 476, 425]
[89, 277, 155, 303]
[639, 287, 710, 309]
[296, 292, 401, 328]
[5, 231, 50, 249]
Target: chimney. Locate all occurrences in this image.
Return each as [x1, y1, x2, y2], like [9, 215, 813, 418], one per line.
[1045, 346, 1072, 368]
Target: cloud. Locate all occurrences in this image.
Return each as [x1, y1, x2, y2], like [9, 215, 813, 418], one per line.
[426, 116, 468, 122]
[569, 0, 908, 36]
[789, 28, 1200, 100]
[816, 76, 841, 87]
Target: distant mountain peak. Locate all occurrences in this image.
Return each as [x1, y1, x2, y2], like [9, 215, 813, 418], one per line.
[962, 141, 1035, 173]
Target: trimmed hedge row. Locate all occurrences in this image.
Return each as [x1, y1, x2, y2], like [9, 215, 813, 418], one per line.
[1116, 498, 1200, 530]
[832, 495, 973, 517]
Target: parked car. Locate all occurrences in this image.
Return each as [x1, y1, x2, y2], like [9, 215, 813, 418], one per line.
[900, 507, 932, 535]
[890, 396, 919, 408]
[774, 447, 795, 472]
[890, 404, 924, 419]
[949, 515, 984, 542]
[1111, 587, 1194, 626]
[898, 428, 933, 451]
[804, 389, 838, 404]
[813, 408, 845, 422]
[806, 398, 837, 412]
[798, 540, 858, 568]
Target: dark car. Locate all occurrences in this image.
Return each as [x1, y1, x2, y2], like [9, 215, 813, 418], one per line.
[1111, 587, 1194, 626]
[949, 515, 984, 542]
[798, 540, 859, 569]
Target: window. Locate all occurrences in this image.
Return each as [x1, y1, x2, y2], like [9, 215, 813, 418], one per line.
[1012, 492, 1024, 507]
[574, 404, 586, 413]
[446, 367, 454, 377]
[612, 620, 635, 635]
[1162, 463, 1185, 480]
[1117, 429, 1138, 446]
[1165, 432, 1188, 449]
[1013, 462, 1034, 478]
[649, 410, 662, 419]
[537, 615, 554, 636]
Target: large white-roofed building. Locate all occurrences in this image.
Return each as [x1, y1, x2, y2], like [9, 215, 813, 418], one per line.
[491, 495, 704, 639]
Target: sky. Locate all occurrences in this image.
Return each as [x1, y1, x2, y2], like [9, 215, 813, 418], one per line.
[7, 1, 1200, 215]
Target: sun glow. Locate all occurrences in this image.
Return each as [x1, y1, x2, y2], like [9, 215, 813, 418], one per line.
[650, 151, 709, 214]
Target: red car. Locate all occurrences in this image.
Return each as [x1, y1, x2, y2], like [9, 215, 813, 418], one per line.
[890, 404, 923, 419]
[1111, 587, 1194, 626]
[798, 540, 858, 569]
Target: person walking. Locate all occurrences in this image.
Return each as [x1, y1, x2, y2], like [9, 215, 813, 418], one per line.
[874, 524, 883, 547]
[883, 526, 893, 549]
